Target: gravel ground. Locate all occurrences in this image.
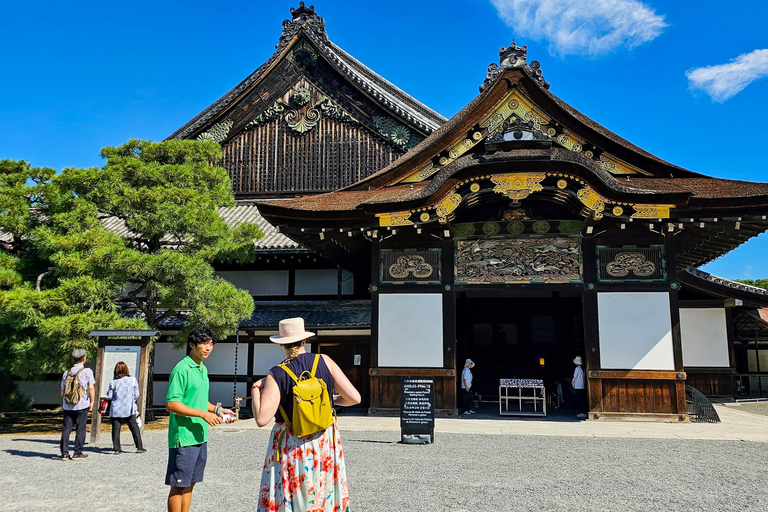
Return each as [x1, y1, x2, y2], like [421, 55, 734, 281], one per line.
[1, 426, 767, 511]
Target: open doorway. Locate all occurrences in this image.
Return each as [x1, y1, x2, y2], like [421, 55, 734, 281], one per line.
[456, 296, 584, 413]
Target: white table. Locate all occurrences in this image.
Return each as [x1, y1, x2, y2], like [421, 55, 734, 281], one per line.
[499, 379, 546, 417]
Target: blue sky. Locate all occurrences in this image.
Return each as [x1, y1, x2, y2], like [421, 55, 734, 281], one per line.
[1, 1, 767, 279]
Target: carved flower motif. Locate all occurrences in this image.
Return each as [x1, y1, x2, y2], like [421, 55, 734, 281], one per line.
[292, 88, 311, 106]
[390, 125, 411, 146]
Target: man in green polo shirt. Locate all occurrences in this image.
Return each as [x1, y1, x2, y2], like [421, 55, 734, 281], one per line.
[165, 325, 234, 512]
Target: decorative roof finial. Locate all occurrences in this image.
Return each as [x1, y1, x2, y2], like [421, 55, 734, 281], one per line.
[280, 2, 327, 46]
[480, 39, 550, 92]
[290, 2, 316, 19]
[500, 40, 528, 68]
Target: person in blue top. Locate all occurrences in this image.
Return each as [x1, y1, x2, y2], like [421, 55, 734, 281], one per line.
[106, 361, 145, 454]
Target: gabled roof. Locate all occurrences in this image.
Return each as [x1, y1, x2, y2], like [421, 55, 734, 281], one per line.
[101, 202, 302, 252]
[167, 3, 445, 142]
[258, 42, 768, 268]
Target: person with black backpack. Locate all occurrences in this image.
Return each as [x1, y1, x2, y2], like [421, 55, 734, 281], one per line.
[251, 317, 361, 512]
[60, 348, 96, 460]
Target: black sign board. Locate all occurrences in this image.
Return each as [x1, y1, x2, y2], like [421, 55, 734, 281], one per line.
[400, 376, 435, 443]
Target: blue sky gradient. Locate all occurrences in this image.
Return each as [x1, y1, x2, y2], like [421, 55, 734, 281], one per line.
[1, 1, 766, 278]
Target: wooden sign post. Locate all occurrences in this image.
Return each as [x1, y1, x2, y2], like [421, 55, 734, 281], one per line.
[89, 330, 157, 444]
[400, 376, 435, 444]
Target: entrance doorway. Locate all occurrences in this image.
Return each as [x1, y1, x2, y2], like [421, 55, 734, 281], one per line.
[456, 296, 584, 404]
[316, 338, 370, 409]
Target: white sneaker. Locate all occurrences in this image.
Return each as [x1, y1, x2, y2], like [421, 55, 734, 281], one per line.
[576, 413, 587, 419]
[462, 411, 472, 415]
[469, 410, 476, 414]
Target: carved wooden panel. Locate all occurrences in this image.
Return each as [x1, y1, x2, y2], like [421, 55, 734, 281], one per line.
[597, 246, 665, 282]
[455, 237, 581, 284]
[380, 249, 441, 284]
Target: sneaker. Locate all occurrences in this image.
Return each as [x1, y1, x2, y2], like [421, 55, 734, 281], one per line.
[136, 448, 147, 454]
[462, 411, 472, 415]
[71, 453, 89, 461]
[110, 450, 124, 455]
[469, 410, 476, 414]
[576, 413, 587, 419]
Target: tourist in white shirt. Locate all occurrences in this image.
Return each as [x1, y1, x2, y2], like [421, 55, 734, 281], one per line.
[60, 348, 95, 460]
[572, 356, 586, 419]
[461, 359, 475, 415]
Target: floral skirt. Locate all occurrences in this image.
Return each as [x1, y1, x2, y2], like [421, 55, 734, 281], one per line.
[258, 421, 350, 512]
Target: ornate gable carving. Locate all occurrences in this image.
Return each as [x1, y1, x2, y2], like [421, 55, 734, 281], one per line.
[243, 80, 358, 134]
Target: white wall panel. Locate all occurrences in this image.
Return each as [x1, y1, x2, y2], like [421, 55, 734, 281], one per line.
[680, 308, 730, 367]
[153, 381, 169, 407]
[154, 343, 186, 374]
[216, 270, 289, 296]
[253, 344, 289, 375]
[203, 343, 249, 375]
[209, 382, 248, 408]
[598, 292, 675, 370]
[295, 269, 337, 295]
[378, 293, 443, 367]
[17, 381, 62, 405]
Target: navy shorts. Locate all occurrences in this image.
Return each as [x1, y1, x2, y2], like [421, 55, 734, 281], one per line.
[165, 442, 207, 487]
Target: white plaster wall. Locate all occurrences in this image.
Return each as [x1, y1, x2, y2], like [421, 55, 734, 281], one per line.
[252, 343, 289, 375]
[598, 292, 675, 370]
[680, 308, 730, 367]
[378, 293, 443, 367]
[201, 343, 249, 375]
[294, 269, 354, 295]
[154, 343, 186, 374]
[209, 382, 248, 408]
[16, 381, 62, 406]
[153, 380, 169, 407]
[215, 270, 289, 296]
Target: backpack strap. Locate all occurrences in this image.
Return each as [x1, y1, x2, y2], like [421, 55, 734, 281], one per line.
[310, 354, 320, 378]
[71, 367, 85, 378]
[278, 364, 300, 384]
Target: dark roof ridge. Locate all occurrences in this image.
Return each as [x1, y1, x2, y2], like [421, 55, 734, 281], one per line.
[684, 267, 768, 297]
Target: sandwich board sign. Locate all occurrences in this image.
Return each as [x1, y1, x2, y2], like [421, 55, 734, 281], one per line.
[400, 376, 435, 444]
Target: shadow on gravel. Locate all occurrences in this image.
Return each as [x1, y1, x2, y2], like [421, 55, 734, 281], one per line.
[346, 440, 396, 444]
[4, 449, 62, 459]
[12, 438, 60, 445]
[4, 445, 114, 459]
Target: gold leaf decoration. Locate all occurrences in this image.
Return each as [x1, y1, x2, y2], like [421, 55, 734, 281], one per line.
[377, 211, 413, 226]
[576, 186, 607, 213]
[435, 193, 462, 218]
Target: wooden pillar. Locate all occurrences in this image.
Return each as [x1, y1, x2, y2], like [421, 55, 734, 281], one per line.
[580, 230, 601, 415]
[665, 231, 688, 418]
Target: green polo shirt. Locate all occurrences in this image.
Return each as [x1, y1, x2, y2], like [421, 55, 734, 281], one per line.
[166, 356, 210, 448]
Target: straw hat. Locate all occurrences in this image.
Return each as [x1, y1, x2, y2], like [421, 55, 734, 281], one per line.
[269, 317, 316, 344]
[573, 356, 583, 365]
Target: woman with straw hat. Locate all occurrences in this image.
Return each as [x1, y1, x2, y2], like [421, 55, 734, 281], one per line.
[252, 317, 361, 512]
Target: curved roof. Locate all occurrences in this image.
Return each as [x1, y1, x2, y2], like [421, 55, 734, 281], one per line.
[167, 4, 446, 141]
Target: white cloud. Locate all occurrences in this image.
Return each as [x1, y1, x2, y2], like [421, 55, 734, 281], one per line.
[686, 49, 768, 103]
[489, 0, 667, 57]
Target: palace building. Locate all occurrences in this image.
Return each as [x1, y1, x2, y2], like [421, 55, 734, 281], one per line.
[254, 16, 768, 419]
[16, 4, 768, 416]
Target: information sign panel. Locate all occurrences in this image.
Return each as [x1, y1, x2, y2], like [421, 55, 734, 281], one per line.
[400, 376, 435, 443]
[100, 346, 141, 395]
